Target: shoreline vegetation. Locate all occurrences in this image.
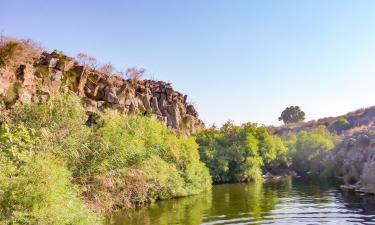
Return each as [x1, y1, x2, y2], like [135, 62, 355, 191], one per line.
[0, 37, 373, 224]
[0, 93, 211, 224]
[0, 92, 342, 224]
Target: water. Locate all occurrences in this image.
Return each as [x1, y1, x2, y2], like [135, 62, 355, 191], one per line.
[106, 177, 375, 225]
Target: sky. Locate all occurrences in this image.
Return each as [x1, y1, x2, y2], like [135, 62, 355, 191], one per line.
[2, 0, 375, 126]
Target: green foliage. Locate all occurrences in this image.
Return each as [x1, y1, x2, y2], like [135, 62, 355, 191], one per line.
[196, 122, 290, 183]
[256, 127, 290, 169]
[286, 126, 337, 175]
[35, 66, 50, 78]
[87, 110, 211, 211]
[279, 106, 305, 124]
[0, 123, 100, 224]
[9, 93, 94, 179]
[4, 83, 20, 105]
[141, 156, 186, 199]
[62, 69, 79, 90]
[0, 124, 38, 167]
[330, 116, 351, 134]
[1, 92, 211, 217]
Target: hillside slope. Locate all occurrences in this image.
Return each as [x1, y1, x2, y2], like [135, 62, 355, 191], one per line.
[273, 106, 375, 137]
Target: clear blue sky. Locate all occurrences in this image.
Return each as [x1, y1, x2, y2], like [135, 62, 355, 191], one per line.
[2, 0, 375, 126]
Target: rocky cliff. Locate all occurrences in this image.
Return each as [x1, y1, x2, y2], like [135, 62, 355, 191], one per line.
[0, 39, 204, 134]
[323, 132, 375, 194]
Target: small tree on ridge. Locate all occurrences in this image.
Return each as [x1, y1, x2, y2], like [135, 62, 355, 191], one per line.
[279, 106, 305, 124]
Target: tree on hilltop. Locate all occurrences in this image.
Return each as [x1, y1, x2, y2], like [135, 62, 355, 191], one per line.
[279, 106, 305, 124]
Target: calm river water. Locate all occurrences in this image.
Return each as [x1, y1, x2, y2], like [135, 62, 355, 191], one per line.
[106, 177, 375, 225]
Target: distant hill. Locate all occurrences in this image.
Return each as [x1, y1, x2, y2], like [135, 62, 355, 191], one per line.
[272, 106, 375, 137]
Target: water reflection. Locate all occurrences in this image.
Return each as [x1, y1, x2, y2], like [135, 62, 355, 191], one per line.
[106, 191, 212, 225]
[107, 177, 375, 225]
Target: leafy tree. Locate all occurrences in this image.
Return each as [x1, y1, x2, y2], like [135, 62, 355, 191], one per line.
[279, 106, 305, 124]
[288, 126, 337, 175]
[256, 127, 290, 169]
[196, 122, 290, 183]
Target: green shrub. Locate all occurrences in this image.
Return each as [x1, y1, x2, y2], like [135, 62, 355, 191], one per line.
[4, 83, 20, 106]
[2, 92, 211, 215]
[196, 122, 289, 183]
[330, 116, 351, 134]
[256, 127, 290, 169]
[141, 156, 187, 199]
[9, 93, 95, 179]
[287, 126, 338, 175]
[35, 66, 50, 78]
[0, 123, 100, 224]
[87, 110, 211, 210]
[0, 154, 100, 224]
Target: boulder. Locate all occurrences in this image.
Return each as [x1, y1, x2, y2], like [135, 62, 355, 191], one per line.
[104, 85, 118, 103]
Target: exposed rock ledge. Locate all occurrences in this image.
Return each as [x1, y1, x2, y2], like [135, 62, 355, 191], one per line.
[323, 132, 375, 194]
[0, 49, 204, 134]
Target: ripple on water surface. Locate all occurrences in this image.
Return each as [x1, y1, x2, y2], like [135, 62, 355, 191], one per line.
[106, 177, 375, 225]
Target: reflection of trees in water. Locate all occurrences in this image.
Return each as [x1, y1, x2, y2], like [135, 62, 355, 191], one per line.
[107, 177, 375, 225]
[289, 178, 340, 203]
[107, 179, 290, 224]
[207, 177, 292, 222]
[106, 191, 212, 225]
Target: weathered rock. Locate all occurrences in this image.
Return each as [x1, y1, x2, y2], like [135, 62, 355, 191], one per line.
[324, 133, 375, 194]
[104, 85, 118, 103]
[44, 57, 59, 68]
[361, 157, 375, 193]
[0, 50, 205, 134]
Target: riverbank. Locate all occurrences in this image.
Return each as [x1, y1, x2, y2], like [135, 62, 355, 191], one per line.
[2, 37, 375, 225]
[0, 93, 211, 224]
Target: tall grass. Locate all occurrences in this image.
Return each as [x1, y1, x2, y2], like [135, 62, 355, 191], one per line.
[0, 92, 211, 223]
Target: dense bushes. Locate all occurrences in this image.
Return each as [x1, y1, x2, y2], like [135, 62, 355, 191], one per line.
[196, 122, 290, 183]
[0, 93, 211, 223]
[0, 90, 343, 224]
[0, 124, 100, 224]
[196, 122, 340, 183]
[85, 111, 211, 211]
[285, 126, 338, 176]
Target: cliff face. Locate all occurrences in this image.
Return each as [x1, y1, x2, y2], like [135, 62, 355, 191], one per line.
[0, 43, 204, 134]
[323, 132, 375, 194]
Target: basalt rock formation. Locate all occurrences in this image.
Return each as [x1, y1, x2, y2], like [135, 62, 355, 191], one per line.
[0, 40, 204, 134]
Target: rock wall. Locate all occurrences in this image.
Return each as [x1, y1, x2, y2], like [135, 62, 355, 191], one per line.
[0, 49, 204, 134]
[323, 133, 375, 194]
